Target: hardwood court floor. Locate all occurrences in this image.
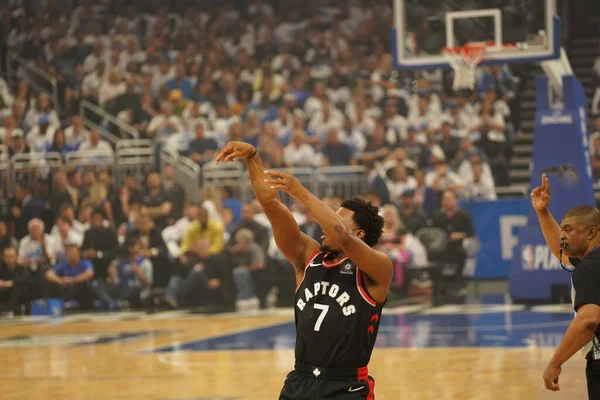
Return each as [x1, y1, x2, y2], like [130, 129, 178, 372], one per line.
[0, 303, 588, 400]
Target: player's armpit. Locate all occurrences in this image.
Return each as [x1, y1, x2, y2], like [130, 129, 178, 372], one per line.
[264, 199, 320, 272]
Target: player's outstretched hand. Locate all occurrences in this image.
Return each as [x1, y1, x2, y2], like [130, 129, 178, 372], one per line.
[264, 170, 306, 199]
[531, 173, 551, 211]
[215, 141, 256, 164]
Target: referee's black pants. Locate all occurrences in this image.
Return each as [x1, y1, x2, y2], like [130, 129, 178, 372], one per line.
[587, 358, 600, 399]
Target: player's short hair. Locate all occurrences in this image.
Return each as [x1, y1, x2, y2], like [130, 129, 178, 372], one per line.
[340, 197, 384, 247]
[564, 205, 600, 227]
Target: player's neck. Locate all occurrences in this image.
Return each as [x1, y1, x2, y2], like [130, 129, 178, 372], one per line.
[583, 240, 600, 258]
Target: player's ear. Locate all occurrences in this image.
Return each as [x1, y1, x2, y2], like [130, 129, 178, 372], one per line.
[355, 230, 365, 240]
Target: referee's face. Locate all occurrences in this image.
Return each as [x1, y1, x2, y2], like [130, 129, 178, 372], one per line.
[560, 216, 596, 257]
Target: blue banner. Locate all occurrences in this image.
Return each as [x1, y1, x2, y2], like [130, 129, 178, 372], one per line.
[509, 75, 594, 301]
[461, 199, 529, 279]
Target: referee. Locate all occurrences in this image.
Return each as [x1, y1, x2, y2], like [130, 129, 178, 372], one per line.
[532, 174, 600, 397]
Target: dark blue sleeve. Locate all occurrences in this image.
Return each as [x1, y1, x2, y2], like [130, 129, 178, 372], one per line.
[53, 263, 66, 277]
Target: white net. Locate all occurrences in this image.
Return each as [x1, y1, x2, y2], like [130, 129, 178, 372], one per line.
[443, 45, 485, 91]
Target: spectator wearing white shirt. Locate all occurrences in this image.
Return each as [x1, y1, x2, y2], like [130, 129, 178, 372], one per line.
[82, 41, 107, 74]
[308, 98, 344, 140]
[17, 219, 57, 273]
[457, 152, 495, 190]
[162, 202, 198, 258]
[120, 37, 146, 71]
[24, 93, 60, 131]
[283, 130, 322, 168]
[82, 62, 106, 101]
[64, 116, 90, 149]
[383, 100, 409, 146]
[386, 164, 418, 203]
[26, 114, 57, 153]
[339, 117, 367, 159]
[152, 59, 175, 93]
[99, 69, 126, 107]
[272, 106, 294, 142]
[0, 77, 14, 109]
[51, 217, 84, 264]
[462, 163, 497, 201]
[425, 159, 465, 196]
[147, 103, 185, 141]
[304, 81, 327, 119]
[78, 129, 114, 157]
[469, 99, 506, 144]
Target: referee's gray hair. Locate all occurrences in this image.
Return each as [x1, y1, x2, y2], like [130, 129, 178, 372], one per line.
[564, 205, 600, 226]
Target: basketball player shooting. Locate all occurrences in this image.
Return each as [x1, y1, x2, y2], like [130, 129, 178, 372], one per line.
[216, 141, 392, 399]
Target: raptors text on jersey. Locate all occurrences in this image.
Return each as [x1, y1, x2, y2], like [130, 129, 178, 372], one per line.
[294, 251, 384, 369]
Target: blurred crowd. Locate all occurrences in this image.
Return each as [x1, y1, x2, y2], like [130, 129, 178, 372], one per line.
[0, 0, 511, 314]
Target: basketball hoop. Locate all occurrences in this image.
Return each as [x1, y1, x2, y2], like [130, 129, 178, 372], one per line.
[442, 43, 487, 91]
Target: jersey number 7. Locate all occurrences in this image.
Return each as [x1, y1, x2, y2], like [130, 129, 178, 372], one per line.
[313, 303, 329, 331]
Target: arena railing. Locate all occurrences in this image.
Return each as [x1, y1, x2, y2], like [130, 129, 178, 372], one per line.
[495, 185, 529, 199]
[7, 52, 61, 115]
[80, 100, 138, 144]
[64, 150, 114, 170]
[114, 139, 155, 186]
[160, 147, 201, 201]
[315, 166, 369, 201]
[201, 160, 245, 200]
[10, 152, 63, 189]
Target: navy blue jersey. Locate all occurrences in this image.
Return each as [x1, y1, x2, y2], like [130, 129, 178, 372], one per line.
[294, 251, 384, 368]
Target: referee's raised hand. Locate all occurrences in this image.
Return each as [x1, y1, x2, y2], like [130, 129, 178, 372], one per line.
[531, 173, 551, 211]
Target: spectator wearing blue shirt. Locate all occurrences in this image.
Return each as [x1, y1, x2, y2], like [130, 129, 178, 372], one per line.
[44, 244, 95, 309]
[166, 64, 193, 99]
[47, 129, 77, 155]
[188, 124, 218, 165]
[94, 237, 153, 309]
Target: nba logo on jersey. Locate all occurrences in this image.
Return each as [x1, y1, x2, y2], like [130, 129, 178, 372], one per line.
[521, 245, 535, 271]
[340, 263, 354, 275]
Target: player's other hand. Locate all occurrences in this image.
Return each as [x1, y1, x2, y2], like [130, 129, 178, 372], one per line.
[264, 170, 306, 198]
[215, 141, 256, 164]
[531, 173, 551, 211]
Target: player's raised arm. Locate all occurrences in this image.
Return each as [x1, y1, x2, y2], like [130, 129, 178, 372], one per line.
[531, 173, 572, 266]
[264, 170, 392, 303]
[216, 142, 320, 272]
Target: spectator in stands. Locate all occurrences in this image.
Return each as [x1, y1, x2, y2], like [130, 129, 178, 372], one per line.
[283, 130, 322, 168]
[53, 203, 85, 237]
[229, 228, 265, 311]
[161, 164, 185, 223]
[78, 129, 114, 157]
[228, 204, 270, 251]
[0, 115, 16, 144]
[48, 129, 77, 155]
[18, 218, 57, 274]
[166, 64, 193, 99]
[361, 123, 392, 165]
[0, 222, 18, 255]
[398, 190, 428, 234]
[66, 170, 84, 209]
[438, 122, 461, 161]
[479, 65, 515, 102]
[180, 206, 224, 256]
[99, 69, 126, 108]
[386, 164, 418, 204]
[131, 94, 156, 138]
[81, 210, 119, 279]
[165, 239, 228, 309]
[299, 211, 323, 243]
[25, 93, 59, 130]
[163, 201, 198, 258]
[95, 236, 153, 309]
[425, 158, 464, 202]
[51, 216, 84, 264]
[140, 172, 172, 231]
[44, 244, 95, 310]
[111, 76, 140, 115]
[188, 123, 218, 165]
[10, 182, 44, 240]
[462, 162, 497, 201]
[27, 114, 56, 153]
[7, 129, 29, 157]
[87, 182, 115, 226]
[429, 190, 475, 281]
[0, 247, 31, 315]
[322, 128, 356, 166]
[147, 103, 184, 141]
